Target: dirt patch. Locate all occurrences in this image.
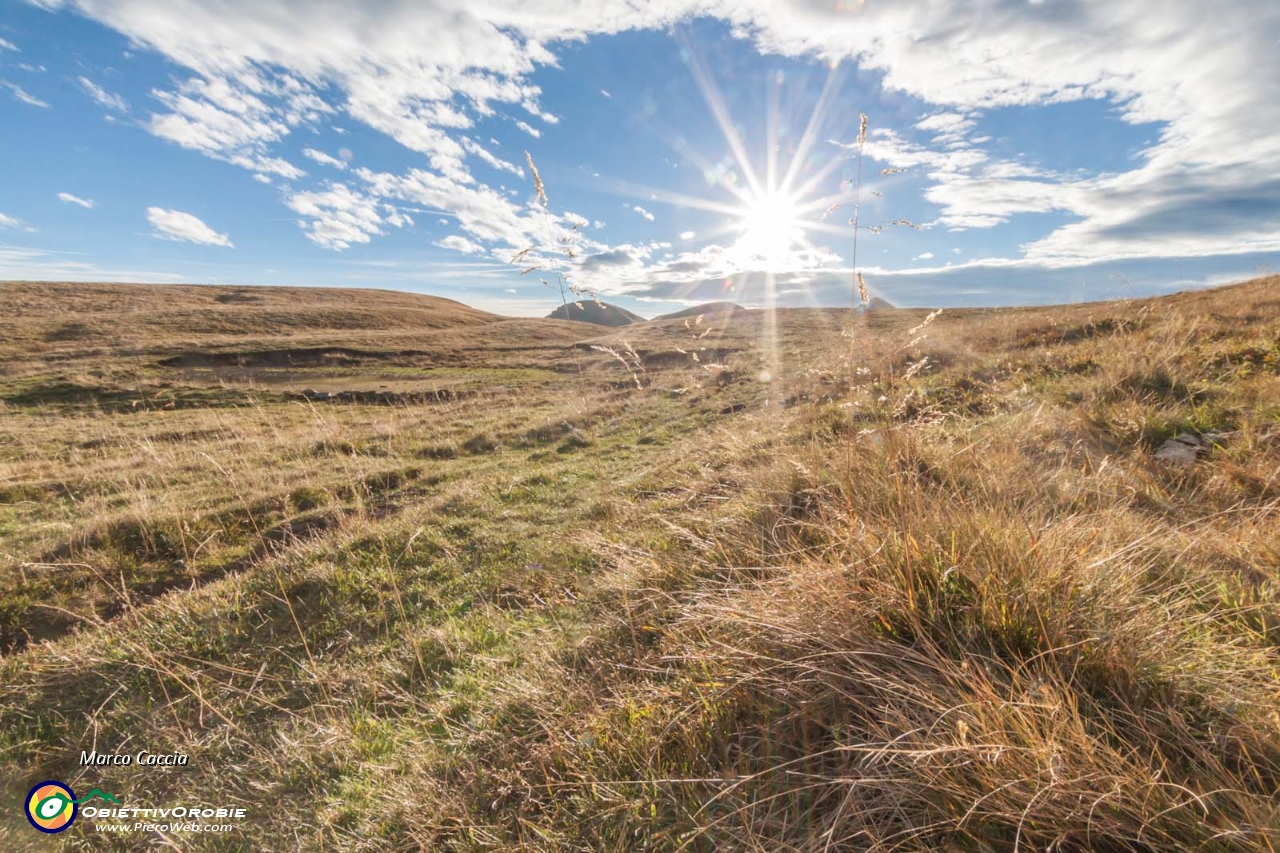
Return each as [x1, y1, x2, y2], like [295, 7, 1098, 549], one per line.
[291, 387, 471, 405]
[42, 322, 95, 342]
[215, 290, 264, 304]
[2, 381, 265, 411]
[639, 348, 736, 369]
[160, 347, 432, 369]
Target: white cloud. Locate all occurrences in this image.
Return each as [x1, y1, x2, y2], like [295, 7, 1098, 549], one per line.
[679, 230, 695, 240]
[913, 251, 934, 261]
[2, 80, 49, 108]
[31, 0, 1280, 272]
[856, 128, 986, 175]
[600, 89, 611, 98]
[146, 207, 233, 247]
[437, 235, 485, 254]
[302, 147, 347, 170]
[461, 137, 524, 177]
[57, 192, 96, 209]
[0, 38, 18, 52]
[0, 213, 21, 228]
[234, 155, 302, 179]
[77, 76, 128, 111]
[925, 174, 1085, 230]
[633, 205, 655, 221]
[513, 119, 541, 138]
[914, 111, 974, 145]
[286, 182, 410, 250]
[382, 204, 413, 228]
[354, 165, 595, 261]
[146, 74, 313, 178]
[573, 229, 848, 306]
[252, 173, 272, 184]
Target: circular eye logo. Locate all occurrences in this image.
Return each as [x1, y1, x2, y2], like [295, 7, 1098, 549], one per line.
[26, 781, 78, 834]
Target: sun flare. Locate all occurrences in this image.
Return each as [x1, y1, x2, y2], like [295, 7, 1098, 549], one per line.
[736, 191, 805, 265]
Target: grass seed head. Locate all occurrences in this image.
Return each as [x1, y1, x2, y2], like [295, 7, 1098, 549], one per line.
[525, 150, 548, 207]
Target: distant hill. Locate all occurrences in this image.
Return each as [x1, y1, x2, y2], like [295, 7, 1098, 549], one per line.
[654, 302, 748, 322]
[0, 281, 592, 380]
[867, 296, 897, 310]
[2, 282, 498, 339]
[546, 300, 644, 327]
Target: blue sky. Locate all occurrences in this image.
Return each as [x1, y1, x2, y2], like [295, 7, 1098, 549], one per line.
[2, 0, 1279, 317]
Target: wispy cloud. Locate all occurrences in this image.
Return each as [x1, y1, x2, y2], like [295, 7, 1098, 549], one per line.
[57, 192, 96, 209]
[632, 205, 655, 222]
[0, 243, 182, 282]
[145, 76, 313, 179]
[0, 38, 18, 52]
[146, 207, 233, 247]
[2, 80, 49, 108]
[913, 111, 974, 145]
[77, 76, 128, 111]
[302, 147, 347, 170]
[353, 165, 595, 259]
[460, 137, 523, 177]
[513, 120, 541, 138]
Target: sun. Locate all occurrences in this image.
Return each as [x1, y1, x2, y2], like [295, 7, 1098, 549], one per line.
[594, 47, 863, 286]
[736, 190, 804, 265]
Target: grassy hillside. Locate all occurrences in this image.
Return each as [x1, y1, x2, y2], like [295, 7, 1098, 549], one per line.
[0, 282, 499, 367]
[1, 278, 1278, 850]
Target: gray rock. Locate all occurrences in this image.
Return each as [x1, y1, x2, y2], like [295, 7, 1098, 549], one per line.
[1154, 432, 1224, 466]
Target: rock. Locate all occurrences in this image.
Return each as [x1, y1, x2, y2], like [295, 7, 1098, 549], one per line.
[1154, 432, 1224, 466]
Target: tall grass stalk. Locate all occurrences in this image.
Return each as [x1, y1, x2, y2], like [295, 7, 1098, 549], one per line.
[850, 113, 869, 315]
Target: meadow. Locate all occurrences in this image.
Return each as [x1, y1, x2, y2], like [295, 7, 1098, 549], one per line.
[1, 277, 1278, 850]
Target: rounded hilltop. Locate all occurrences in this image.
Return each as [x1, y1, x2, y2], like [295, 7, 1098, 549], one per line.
[545, 300, 645, 327]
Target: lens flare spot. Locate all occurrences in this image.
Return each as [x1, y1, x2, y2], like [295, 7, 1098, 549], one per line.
[736, 191, 804, 266]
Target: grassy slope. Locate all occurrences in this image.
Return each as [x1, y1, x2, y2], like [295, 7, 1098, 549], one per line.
[0, 278, 1278, 850]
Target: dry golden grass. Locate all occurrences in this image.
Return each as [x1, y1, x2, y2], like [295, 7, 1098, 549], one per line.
[0, 277, 1277, 850]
